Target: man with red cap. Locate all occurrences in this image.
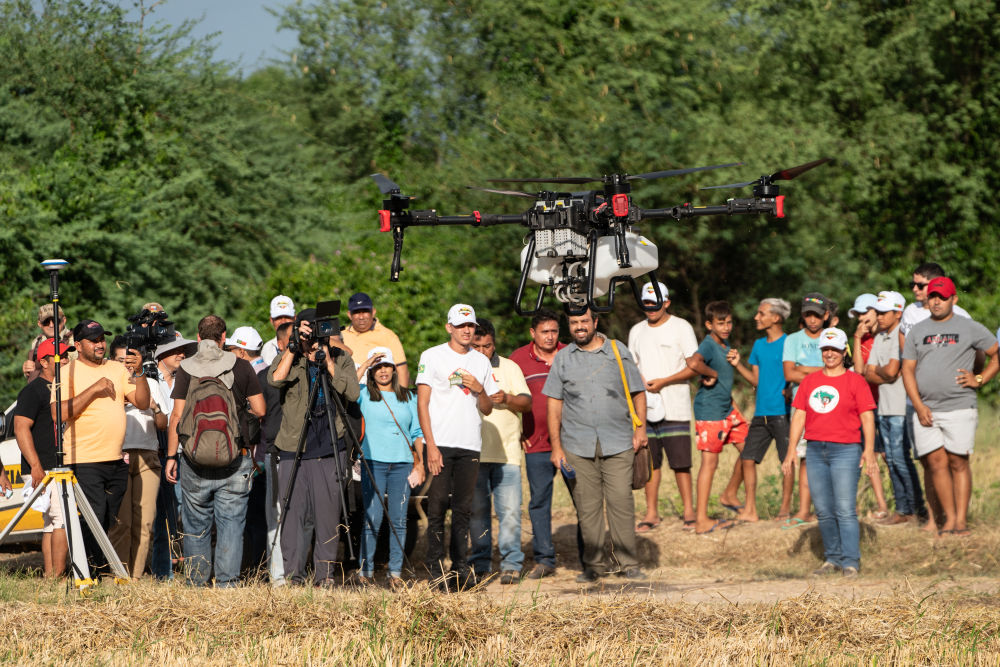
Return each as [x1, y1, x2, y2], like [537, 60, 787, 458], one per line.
[902, 277, 998, 536]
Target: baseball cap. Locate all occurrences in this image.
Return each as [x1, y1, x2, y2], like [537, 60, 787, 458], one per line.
[72, 320, 108, 342]
[270, 295, 295, 319]
[874, 290, 905, 313]
[366, 346, 395, 368]
[348, 292, 374, 313]
[848, 293, 878, 318]
[801, 292, 829, 316]
[818, 327, 848, 351]
[155, 336, 198, 360]
[926, 276, 956, 299]
[36, 338, 74, 359]
[142, 302, 164, 313]
[38, 304, 65, 322]
[640, 281, 669, 303]
[447, 303, 476, 326]
[228, 326, 263, 351]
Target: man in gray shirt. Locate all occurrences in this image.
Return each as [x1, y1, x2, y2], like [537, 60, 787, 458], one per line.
[544, 307, 647, 583]
[864, 291, 925, 525]
[902, 277, 998, 537]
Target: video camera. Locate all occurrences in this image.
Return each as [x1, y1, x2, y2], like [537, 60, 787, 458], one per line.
[289, 300, 342, 357]
[124, 308, 176, 378]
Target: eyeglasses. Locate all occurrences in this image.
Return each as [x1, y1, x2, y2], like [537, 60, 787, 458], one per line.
[910, 281, 929, 289]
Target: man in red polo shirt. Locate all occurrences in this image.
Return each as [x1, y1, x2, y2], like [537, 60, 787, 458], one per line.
[509, 308, 566, 579]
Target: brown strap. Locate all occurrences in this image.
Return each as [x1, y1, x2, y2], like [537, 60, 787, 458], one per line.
[381, 398, 422, 465]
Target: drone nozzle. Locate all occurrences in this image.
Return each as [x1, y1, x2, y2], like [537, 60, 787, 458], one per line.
[611, 193, 629, 218]
[379, 210, 391, 232]
[775, 195, 785, 218]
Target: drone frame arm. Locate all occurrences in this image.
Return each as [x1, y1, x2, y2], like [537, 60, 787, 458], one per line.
[639, 195, 785, 221]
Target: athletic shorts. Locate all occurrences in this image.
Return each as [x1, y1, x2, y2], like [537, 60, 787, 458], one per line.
[695, 405, 749, 454]
[647, 420, 692, 471]
[43, 483, 64, 534]
[912, 408, 977, 458]
[741, 414, 789, 463]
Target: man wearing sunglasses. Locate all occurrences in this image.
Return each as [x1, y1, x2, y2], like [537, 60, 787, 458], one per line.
[23, 304, 74, 381]
[900, 263, 970, 339]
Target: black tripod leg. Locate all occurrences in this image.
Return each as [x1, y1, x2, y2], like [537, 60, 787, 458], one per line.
[324, 374, 412, 575]
[318, 372, 356, 563]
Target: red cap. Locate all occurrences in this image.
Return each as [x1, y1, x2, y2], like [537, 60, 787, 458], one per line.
[36, 339, 75, 359]
[926, 276, 956, 299]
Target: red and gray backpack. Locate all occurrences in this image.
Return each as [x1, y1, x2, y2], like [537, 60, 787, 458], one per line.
[177, 371, 242, 467]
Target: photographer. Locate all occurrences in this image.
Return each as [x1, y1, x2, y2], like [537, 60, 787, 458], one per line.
[268, 308, 361, 587]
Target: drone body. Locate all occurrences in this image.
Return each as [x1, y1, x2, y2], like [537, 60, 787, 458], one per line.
[373, 158, 828, 315]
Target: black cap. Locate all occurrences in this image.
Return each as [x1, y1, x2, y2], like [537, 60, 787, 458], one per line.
[348, 292, 373, 312]
[801, 293, 829, 316]
[72, 319, 108, 342]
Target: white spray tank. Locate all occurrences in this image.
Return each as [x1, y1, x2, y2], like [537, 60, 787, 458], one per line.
[590, 232, 659, 297]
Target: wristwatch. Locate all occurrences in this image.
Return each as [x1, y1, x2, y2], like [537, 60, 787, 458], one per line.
[166, 454, 179, 461]
[975, 374, 984, 387]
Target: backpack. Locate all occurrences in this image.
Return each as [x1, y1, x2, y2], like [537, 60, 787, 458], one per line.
[177, 373, 242, 467]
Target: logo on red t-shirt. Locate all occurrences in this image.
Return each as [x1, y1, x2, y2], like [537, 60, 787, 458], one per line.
[808, 385, 840, 413]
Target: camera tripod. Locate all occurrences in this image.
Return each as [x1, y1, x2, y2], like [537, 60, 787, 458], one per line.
[0, 259, 129, 591]
[272, 346, 411, 579]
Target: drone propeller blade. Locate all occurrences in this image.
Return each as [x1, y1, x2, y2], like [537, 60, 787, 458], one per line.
[629, 162, 743, 181]
[466, 186, 538, 199]
[487, 176, 599, 185]
[770, 157, 832, 182]
[371, 173, 402, 194]
[699, 180, 758, 190]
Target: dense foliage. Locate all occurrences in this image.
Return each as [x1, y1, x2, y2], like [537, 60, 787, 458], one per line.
[1, 0, 997, 404]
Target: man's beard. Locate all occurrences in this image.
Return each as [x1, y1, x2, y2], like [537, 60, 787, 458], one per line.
[572, 329, 595, 346]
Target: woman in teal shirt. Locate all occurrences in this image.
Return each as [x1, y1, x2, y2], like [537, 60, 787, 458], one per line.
[357, 347, 424, 586]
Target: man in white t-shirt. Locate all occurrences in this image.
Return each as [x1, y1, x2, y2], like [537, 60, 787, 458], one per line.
[627, 281, 698, 531]
[416, 303, 499, 591]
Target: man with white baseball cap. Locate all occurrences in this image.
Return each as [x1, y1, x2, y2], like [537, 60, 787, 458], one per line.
[227, 326, 266, 373]
[415, 303, 499, 591]
[627, 281, 699, 532]
[863, 290, 926, 525]
[262, 295, 295, 366]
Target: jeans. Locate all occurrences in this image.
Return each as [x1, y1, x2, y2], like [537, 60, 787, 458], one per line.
[179, 455, 253, 587]
[425, 447, 479, 577]
[470, 463, 524, 574]
[877, 415, 926, 517]
[360, 460, 412, 577]
[805, 441, 862, 569]
[523, 452, 556, 568]
[151, 453, 179, 580]
[71, 460, 129, 576]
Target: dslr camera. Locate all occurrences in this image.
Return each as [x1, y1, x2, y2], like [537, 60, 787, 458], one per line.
[124, 308, 177, 378]
[289, 300, 342, 357]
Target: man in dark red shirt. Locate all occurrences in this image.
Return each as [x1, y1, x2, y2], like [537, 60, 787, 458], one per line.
[509, 308, 566, 579]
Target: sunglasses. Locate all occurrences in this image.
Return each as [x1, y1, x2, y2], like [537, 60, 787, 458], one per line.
[909, 281, 929, 289]
[41, 318, 54, 326]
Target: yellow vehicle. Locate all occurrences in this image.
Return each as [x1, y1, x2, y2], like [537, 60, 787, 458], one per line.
[0, 404, 44, 543]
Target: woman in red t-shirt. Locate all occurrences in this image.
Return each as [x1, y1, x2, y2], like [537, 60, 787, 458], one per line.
[782, 328, 876, 577]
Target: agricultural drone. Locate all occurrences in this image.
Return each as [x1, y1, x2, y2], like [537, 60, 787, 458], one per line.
[372, 158, 829, 315]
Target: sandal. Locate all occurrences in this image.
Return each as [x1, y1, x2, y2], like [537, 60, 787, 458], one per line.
[636, 520, 661, 533]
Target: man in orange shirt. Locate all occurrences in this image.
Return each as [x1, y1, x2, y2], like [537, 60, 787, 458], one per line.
[342, 292, 409, 386]
[51, 319, 150, 574]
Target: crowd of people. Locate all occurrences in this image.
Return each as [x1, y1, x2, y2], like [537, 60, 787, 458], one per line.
[1, 260, 996, 587]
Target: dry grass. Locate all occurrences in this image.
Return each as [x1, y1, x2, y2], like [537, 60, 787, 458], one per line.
[0, 578, 998, 665]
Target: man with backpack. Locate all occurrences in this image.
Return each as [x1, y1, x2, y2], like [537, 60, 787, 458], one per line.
[164, 315, 265, 588]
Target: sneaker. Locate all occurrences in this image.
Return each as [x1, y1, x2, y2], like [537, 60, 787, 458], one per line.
[499, 570, 521, 585]
[525, 564, 556, 580]
[618, 566, 647, 581]
[811, 562, 841, 576]
[575, 569, 600, 584]
[842, 566, 859, 578]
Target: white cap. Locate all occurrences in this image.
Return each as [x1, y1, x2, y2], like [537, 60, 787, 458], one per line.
[819, 327, 848, 351]
[447, 303, 476, 326]
[848, 293, 878, 318]
[640, 281, 669, 302]
[270, 295, 295, 319]
[874, 290, 905, 313]
[366, 346, 395, 368]
[228, 326, 263, 351]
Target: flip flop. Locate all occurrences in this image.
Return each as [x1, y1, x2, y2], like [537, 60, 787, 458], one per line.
[636, 520, 660, 533]
[682, 519, 697, 531]
[721, 503, 744, 513]
[773, 513, 791, 522]
[781, 517, 810, 530]
[696, 519, 735, 535]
